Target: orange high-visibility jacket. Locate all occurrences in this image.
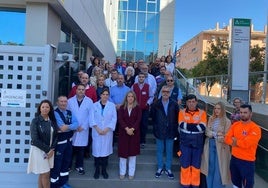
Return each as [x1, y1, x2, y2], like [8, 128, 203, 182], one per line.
[178, 109, 207, 132]
[224, 120, 261, 161]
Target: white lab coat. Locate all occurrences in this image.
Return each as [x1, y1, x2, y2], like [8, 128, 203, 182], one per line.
[67, 96, 94, 146]
[91, 101, 117, 157]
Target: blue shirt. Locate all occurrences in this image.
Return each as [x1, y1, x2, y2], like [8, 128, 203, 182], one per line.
[109, 84, 130, 105]
[161, 99, 169, 116]
[54, 109, 79, 131]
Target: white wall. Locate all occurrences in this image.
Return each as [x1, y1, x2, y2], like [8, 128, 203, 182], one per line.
[158, 0, 175, 57]
[61, 0, 116, 62]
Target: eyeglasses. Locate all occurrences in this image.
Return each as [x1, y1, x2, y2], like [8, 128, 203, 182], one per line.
[162, 90, 170, 93]
[166, 80, 174, 82]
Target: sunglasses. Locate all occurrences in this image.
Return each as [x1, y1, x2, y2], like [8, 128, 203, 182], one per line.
[166, 80, 174, 82]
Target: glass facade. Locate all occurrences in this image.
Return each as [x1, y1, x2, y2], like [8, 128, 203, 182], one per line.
[0, 10, 26, 45]
[117, 0, 160, 63]
[59, 24, 88, 96]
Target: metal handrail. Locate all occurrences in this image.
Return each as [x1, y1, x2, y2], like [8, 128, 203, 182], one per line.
[175, 68, 268, 151]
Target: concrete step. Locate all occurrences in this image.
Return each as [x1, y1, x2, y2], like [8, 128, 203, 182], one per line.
[69, 135, 181, 188]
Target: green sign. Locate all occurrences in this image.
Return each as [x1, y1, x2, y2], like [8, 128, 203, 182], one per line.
[233, 18, 251, 27]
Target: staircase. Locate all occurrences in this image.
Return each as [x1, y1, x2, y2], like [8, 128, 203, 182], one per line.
[68, 125, 181, 188]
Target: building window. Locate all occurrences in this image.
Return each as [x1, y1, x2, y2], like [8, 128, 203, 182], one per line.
[128, 12, 137, 30]
[118, 11, 127, 30]
[138, 0, 146, 11]
[137, 12, 145, 30]
[147, 2, 156, 12]
[128, 0, 137, 10]
[0, 10, 25, 45]
[118, 0, 128, 10]
[145, 32, 154, 42]
[117, 0, 160, 61]
[118, 31, 126, 40]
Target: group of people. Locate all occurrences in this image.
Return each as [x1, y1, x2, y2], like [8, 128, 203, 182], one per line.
[178, 95, 261, 188]
[27, 55, 261, 188]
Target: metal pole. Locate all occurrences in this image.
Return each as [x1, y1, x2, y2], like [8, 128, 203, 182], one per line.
[220, 75, 223, 99]
[262, 15, 268, 104]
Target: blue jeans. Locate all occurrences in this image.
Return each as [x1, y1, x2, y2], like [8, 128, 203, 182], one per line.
[206, 139, 225, 188]
[156, 138, 174, 170]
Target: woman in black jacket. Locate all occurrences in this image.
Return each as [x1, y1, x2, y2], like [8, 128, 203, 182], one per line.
[27, 99, 58, 188]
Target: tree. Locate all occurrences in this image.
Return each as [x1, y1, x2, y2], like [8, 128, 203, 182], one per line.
[249, 44, 265, 85]
[191, 37, 228, 95]
[250, 44, 265, 71]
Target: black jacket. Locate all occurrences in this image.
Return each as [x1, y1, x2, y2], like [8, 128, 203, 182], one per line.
[151, 98, 179, 139]
[30, 115, 58, 153]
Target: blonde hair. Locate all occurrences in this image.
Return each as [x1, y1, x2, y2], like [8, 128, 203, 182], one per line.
[209, 102, 227, 128]
[92, 66, 101, 77]
[122, 91, 138, 109]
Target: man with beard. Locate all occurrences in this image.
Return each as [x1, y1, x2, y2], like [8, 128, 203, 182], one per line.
[224, 104, 261, 188]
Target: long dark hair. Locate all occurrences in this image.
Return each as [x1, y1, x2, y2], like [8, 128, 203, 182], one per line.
[37, 99, 56, 123]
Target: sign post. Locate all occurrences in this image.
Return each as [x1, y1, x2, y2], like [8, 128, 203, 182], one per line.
[229, 18, 251, 103]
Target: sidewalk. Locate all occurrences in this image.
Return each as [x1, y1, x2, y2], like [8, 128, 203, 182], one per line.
[0, 170, 267, 188]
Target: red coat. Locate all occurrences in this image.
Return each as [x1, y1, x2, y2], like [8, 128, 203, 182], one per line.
[68, 85, 97, 102]
[132, 83, 150, 110]
[118, 105, 142, 158]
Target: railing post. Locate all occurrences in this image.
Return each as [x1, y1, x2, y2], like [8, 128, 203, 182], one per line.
[205, 76, 208, 96]
[220, 75, 223, 99]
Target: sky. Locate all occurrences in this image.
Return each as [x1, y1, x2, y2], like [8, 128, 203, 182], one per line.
[0, 11, 25, 44]
[174, 0, 268, 48]
[1, 1, 268, 49]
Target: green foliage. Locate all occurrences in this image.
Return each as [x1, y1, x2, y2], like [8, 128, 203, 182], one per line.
[0, 40, 23, 46]
[191, 38, 229, 94]
[249, 44, 265, 85]
[250, 44, 265, 72]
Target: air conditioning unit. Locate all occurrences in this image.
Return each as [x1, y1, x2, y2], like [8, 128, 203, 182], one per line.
[55, 53, 75, 62]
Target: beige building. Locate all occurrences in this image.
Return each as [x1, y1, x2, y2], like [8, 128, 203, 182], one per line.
[176, 22, 267, 70]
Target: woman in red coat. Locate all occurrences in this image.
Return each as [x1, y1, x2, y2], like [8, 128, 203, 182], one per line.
[118, 91, 142, 180]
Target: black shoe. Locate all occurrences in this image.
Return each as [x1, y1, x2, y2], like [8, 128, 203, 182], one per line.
[102, 170, 109, 179]
[165, 169, 174, 179]
[84, 152, 90, 159]
[155, 169, 164, 178]
[94, 168, 100, 179]
[75, 167, 85, 175]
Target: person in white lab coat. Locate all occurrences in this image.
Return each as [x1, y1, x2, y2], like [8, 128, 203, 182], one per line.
[67, 83, 94, 175]
[91, 88, 117, 179]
